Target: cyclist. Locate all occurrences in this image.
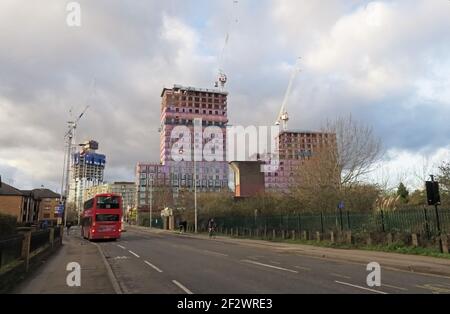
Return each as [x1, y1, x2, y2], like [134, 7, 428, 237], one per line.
[208, 218, 217, 238]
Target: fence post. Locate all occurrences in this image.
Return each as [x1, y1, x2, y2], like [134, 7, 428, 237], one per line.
[411, 233, 419, 247]
[272, 229, 276, 240]
[21, 231, 31, 272]
[339, 208, 344, 231]
[423, 207, 431, 240]
[387, 233, 393, 245]
[346, 231, 352, 244]
[380, 210, 385, 233]
[292, 230, 295, 240]
[330, 231, 335, 243]
[298, 213, 301, 233]
[49, 228, 55, 249]
[320, 212, 324, 234]
[316, 231, 321, 242]
[441, 235, 449, 254]
[366, 233, 372, 246]
[434, 205, 444, 253]
[347, 211, 351, 230]
[59, 227, 64, 244]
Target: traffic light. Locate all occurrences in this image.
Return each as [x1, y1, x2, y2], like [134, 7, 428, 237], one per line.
[425, 181, 441, 206]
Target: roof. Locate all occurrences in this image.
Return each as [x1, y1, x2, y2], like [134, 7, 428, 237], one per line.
[279, 129, 335, 136]
[0, 182, 24, 196]
[30, 189, 60, 199]
[161, 84, 228, 97]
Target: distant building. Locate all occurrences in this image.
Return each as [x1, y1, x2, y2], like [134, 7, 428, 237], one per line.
[264, 130, 336, 192]
[136, 85, 230, 221]
[84, 182, 136, 213]
[68, 140, 106, 214]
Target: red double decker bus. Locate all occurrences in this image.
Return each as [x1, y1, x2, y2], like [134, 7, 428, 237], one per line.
[81, 193, 123, 241]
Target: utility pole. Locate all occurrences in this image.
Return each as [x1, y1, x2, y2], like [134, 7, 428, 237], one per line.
[63, 121, 75, 227]
[430, 175, 443, 253]
[62, 106, 90, 228]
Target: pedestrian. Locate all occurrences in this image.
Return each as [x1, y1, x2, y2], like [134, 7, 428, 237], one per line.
[66, 221, 72, 236]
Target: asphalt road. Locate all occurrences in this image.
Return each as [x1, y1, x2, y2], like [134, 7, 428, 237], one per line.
[97, 228, 450, 294]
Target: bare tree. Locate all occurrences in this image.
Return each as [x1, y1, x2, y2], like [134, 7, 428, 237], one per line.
[323, 114, 383, 187]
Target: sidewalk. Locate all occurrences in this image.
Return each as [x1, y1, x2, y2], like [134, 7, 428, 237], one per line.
[14, 228, 118, 294]
[128, 225, 450, 278]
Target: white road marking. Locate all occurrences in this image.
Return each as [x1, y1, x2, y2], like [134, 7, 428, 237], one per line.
[294, 266, 311, 271]
[117, 245, 126, 250]
[330, 273, 351, 279]
[203, 250, 229, 257]
[241, 260, 298, 274]
[172, 280, 193, 294]
[144, 260, 163, 273]
[383, 283, 408, 291]
[334, 281, 388, 294]
[128, 250, 140, 258]
[269, 261, 281, 265]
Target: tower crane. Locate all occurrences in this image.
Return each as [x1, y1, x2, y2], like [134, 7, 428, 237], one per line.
[275, 57, 302, 131]
[214, 0, 239, 91]
[60, 104, 90, 227]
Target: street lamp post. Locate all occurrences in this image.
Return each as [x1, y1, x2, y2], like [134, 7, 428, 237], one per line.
[194, 156, 197, 234]
[180, 148, 197, 233]
[149, 174, 153, 229]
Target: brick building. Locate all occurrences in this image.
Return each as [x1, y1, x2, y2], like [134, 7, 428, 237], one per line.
[265, 130, 336, 192]
[0, 179, 60, 223]
[0, 181, 24, 221]
[136, 85, 230, 220]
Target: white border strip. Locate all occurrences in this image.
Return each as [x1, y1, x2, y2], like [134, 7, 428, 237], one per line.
[335, 281, 388, 294]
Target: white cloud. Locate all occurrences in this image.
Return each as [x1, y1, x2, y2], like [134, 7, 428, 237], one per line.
[0, 0, 449, 191]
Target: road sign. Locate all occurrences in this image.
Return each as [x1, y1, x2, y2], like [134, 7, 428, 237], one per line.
[55, 204, 64, 216]
[338, 201, 345, 210]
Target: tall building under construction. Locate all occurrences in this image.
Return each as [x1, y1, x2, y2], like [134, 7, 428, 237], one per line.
[136, 85, 229, 219]
[68, 140, 106, 213]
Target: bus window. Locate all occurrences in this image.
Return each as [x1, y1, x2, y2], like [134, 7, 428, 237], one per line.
[96, 196, 120, 209]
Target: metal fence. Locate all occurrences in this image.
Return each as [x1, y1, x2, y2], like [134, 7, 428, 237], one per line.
[30, 230, 50, 252]
[0, 234, 24, 269]
[54, 227, 61, 240]
[201, 208, 450, 238]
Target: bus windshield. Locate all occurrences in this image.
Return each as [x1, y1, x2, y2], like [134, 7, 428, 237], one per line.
[96, 196, 120, 209]
[96, 214, 120, 222]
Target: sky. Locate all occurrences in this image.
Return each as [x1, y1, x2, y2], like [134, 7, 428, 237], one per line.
[0, 0, 449, 193]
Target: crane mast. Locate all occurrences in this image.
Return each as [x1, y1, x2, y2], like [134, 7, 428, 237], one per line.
[275, 57, 301, 131]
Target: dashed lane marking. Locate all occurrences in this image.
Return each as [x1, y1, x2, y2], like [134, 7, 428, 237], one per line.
[129, 250, 140, 258]
[117, 245, 126, 249]
[144, 260, 163, 273]
[241, 260, 299, 274]
[172, 280, 193, 294]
